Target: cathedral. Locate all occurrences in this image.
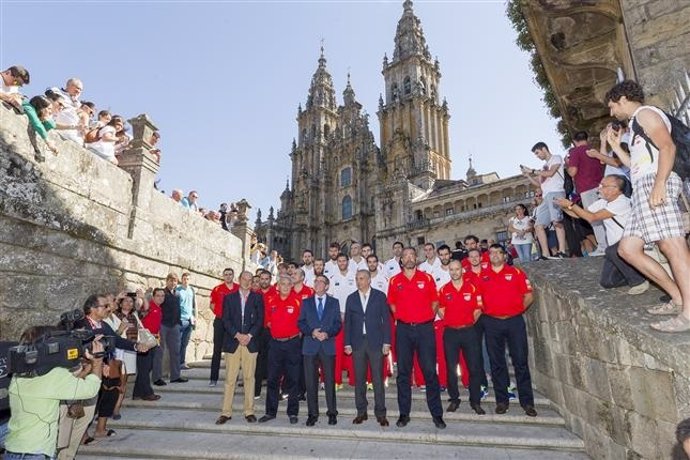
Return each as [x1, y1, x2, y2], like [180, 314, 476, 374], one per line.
[256, 0, 533, 260]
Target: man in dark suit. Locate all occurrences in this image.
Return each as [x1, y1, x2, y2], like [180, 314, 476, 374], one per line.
[344, 270, 391, 427]
[298, 274, 342, 427]
[216, 271, 264, 425]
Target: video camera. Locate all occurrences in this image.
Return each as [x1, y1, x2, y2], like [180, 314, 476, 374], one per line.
[6, 309, 117, 377]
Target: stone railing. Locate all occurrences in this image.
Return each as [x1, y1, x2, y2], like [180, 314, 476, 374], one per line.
[524, 258, 689, 459]
[0, 103, 246, 362]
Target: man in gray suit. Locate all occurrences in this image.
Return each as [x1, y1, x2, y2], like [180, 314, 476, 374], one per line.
[344, 270, 392, 427]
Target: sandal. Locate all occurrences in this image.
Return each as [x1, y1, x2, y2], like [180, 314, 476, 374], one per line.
[94, 429, 117, 439]
[646, 301, 681, 315]
[650, 314, 690, 333]
[83, 436, 101, 446]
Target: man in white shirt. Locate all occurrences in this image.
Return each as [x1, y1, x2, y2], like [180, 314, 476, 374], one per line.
[432, 245, 452, 288]
[54, 78, 85, 144]
[327, 253, 357, 388]
[383, 241, 404, 279]
[362, 243, 384, 273]
[324, 242, 340, 279]
[0, 65, 29, 109]
[368, 255, 389, 294]
[557, 174, 648, 295]
[419, 243, 442, 274]
[349, 242, 367, 272]
[302, 249, 316, 287]
[520, 142, 568, 259]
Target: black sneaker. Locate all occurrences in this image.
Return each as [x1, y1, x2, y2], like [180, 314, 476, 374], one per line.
[153, 379, 167, 386]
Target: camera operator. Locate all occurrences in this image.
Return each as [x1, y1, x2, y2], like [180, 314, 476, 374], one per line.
[59, 294, 150, 456]
[3, 325, 104, 460]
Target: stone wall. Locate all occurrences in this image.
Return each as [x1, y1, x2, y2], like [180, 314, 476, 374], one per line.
[0, 103, 244, 363]
[621, 0, 690, 108]
[524, 258, 689, 459]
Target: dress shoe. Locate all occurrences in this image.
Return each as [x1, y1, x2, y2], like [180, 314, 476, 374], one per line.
[396, 415, 410, 427]
[523, 405, 538, 417]
[215, 415, 231, 425]
[446, 400, 460, 412]
[471, 404, 485, 415]
[170, 377, 188, 383]
[289, 415, 299, 425]
[306, 416, 318, 427]
[245, 415, 257, 423]
[258, 415, 275, 423]
[432, 416, 446, 429]
[352, 413, 368, 424]
[153, 379, 167, 386]
[495, 402, 509, 414]
[376, 416, 389, 427]
[141, 394, 161, 401]
[328, 415, 337, 425]
[298, 393, 306, 401]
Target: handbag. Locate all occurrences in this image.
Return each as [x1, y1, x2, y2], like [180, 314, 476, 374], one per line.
[134, 312, 159, 349]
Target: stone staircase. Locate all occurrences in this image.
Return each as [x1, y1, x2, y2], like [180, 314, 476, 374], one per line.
[78, 359, 588, 459]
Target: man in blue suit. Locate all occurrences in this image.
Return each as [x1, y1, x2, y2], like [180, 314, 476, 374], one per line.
[298, 274, 342, 427]
[344, 270, 392, 427]
[216, 271, 264, 425]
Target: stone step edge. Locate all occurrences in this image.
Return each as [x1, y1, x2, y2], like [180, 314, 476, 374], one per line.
[123, 400, 564, 426]
[106, 419, 585, 450]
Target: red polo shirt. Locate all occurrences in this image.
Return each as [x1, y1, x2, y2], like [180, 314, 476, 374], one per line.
[259, 285, 278, 327]
[210, 282, 239, 318]
[294, 284, 315, 301]
[387, 269, 438, 323]
[141, 301, 162, 335]
[463, 267, 488, 289]
[438, 281, 483, 328]
[265, 292, 302, 339]
[479, 265, 532, 317]
[461, 254, 489, 273]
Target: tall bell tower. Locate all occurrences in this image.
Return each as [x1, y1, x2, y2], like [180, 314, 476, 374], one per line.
[378, 0, 451, 190]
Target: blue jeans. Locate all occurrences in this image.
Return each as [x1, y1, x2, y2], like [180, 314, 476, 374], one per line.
[3, 452, 54, 459]
[514, 243, 533, 263]
[179, 319, 193, 365]
[0, 420, 8, 450]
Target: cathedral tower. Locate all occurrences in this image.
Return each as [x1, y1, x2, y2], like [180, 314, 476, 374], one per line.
[377, 0, 451, 190]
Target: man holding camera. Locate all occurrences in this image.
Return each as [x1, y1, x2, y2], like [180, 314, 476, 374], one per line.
[4, 325, 104, 460]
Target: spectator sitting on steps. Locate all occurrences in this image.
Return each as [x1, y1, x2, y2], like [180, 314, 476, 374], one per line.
[556, 174, 649, 295]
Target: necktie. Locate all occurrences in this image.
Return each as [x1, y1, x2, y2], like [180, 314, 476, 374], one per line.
[317, 297, 324, 321]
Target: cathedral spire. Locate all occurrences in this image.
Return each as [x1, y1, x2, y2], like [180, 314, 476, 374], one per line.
[306, 44, 337, 111]
[343, 71, 357, 106]
[393, 0, 431, 63]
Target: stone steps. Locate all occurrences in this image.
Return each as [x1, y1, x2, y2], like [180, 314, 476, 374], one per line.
[76, 359, 588, 459]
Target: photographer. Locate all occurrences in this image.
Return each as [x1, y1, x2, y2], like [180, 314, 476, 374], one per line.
[3, 325, 103, 459]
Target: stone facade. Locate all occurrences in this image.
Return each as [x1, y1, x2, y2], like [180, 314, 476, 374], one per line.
[0, 103, 244, 364]
[524, 258, 690, 459]
[257, 0, 533, 260]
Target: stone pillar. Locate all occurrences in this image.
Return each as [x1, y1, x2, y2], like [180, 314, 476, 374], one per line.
[118, 114, 160, 239]
[230, 199, 254, 271]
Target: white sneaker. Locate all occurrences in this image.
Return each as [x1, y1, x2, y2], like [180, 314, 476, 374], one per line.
[627, 280, 650, 295]
[589, 248, 606, 257]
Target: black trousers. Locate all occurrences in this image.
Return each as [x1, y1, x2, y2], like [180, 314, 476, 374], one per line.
[471, 320, 490, 388]
[600, 241, 646, 288]
[352, 336, 386, 417]
[133, 350, 154, 398]
[482, 315, 534, 407]
[254, 327, 271, 397]
[395, 321, 442, 417]
[444, 326, 483, 405]
[265, 337, 301, 417]
[304, 350, 337, 417]
[210, 317, 225, 382]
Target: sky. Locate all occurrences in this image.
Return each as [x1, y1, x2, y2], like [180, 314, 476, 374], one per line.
[1, 0, 563, 221]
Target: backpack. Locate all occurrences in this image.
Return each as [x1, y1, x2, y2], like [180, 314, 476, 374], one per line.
[83, 125, 102, 144]
[630, 109, 690, 181]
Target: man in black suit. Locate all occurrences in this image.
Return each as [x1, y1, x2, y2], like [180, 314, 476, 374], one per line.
[298, 275, 342, 427]
[216, 271, 264, 425]
[344, 270, 392, 427]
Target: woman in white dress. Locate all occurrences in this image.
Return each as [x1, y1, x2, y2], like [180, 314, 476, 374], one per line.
[508, 203, 535, 263]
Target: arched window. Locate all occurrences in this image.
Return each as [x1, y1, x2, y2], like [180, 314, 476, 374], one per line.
[403, 76, 411, 95]
[391, 83, 399, 101]
[340, 167, 352, 187]
[342, 195, 353, 220]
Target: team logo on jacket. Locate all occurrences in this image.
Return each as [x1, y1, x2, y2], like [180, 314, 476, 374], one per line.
[417, 282, 425, 289]
[287, 306, 295, 314]
[463, 293, 472, 301]
[481, 262, 488, 269]
[505, 274, 513, 281]
[445, 294, 453, 301]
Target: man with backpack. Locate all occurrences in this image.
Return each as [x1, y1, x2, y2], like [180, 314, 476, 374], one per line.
[605, 80, 690, 332]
